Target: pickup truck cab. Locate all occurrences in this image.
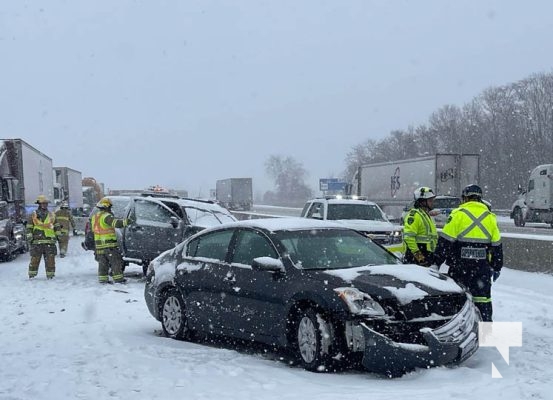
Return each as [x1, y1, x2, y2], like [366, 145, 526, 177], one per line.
[300, 196, 403, 253]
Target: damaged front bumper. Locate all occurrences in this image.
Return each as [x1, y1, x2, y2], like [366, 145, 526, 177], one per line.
[348, 300, 480, 375]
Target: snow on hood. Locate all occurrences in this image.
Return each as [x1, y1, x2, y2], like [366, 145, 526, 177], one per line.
[334, 219, 395, 231]
[324, 264, 464, 304]
[383, 282, 429, 305]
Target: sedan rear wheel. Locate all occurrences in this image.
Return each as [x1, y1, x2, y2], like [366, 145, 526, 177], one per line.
[161, 288, 189, 340]
[295, 308, 332, 371]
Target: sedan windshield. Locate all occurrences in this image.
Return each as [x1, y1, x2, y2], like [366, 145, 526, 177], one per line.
[327, 204, 386, 221]
[276, 229, 399, 270]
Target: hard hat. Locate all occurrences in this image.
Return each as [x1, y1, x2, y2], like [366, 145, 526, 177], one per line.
[462, 184, 483, 199]
[36, 195, 50, 204]
[413, 187, 436, 201]
[61, 201, 69, 208]
[96, 197, 113, 209]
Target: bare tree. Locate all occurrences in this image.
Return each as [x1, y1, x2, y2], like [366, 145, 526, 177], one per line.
[264, 155, 313, 207]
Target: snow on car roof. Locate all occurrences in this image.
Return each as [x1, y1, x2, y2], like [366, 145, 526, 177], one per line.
[222, 217, 348, 232]
[323, 199, 378, 205]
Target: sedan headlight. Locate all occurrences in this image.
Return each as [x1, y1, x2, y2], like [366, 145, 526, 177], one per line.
[334, 287, 386, 317]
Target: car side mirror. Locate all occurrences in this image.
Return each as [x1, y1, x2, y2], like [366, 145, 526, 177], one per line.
[252, 257, 285, 273]
[170, 216, 180, 228]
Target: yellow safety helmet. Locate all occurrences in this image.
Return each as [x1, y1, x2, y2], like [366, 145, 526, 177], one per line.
[96, 197, 113, 209]
[36, 194, 50, 204]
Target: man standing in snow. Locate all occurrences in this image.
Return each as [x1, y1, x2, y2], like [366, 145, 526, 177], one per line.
[403, 186, 438, 267]
[54, 201, 76, 258]
[434, 184, 503, 322]
[27, 195, 60, 279]
[91, 197, 132, 284]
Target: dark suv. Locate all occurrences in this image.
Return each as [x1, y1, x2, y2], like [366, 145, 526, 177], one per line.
[82, 195, 237, 275]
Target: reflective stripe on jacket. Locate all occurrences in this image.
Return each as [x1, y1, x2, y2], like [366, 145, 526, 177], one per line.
[440, 201, 501, 245]
[54, 209, 75, 233]
[29, 211, 57, 244]
[403, 208, 438, 254]
[92, 211, 128, 249]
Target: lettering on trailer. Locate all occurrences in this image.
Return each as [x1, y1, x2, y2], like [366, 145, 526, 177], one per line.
[390, 167, 400, 197]
[440, 168, 456, 182]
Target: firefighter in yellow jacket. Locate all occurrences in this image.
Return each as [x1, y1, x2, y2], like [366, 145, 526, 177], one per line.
[434, 184, 503, 321]
[54, 201, 76, 258]
[91, 197, 132, 284]
[27, 195, 60, 279]
[403, 186, 438, 267]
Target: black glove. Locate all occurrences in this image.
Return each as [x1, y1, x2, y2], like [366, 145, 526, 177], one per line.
[492, 270, 501, 282]
[73, 229, 78, 236]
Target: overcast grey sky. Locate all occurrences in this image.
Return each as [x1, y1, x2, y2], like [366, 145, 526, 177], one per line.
[2, 0, 553, 198]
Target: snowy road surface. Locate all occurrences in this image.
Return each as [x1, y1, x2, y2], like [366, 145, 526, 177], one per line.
[1, 239, 552, 400]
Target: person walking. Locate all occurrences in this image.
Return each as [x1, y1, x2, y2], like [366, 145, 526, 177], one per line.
[403, 186, 438, 267]
[27, 195, 60, 279]
[434, 184, 503, 322]
[91, 197, 132, 284]
[54, 201, 76, 258]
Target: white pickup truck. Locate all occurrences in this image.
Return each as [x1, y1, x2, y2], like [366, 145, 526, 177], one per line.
[300, 195, 403, 254]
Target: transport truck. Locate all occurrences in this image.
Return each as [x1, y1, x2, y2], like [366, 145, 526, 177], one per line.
[350, 154, 480, 220]
[53, 167, 84, 209]
[511, 164, 553, 227]
[216, 178, 253, 211]
[0, 139, 54, 259]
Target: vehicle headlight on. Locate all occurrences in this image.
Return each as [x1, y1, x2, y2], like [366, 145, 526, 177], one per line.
[334, 287, 386, 317]
[390, 229, 403, 244]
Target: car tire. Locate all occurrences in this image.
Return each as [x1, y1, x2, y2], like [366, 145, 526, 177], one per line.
[514, 208, 525, 227]
[142, 260, 150, 277]
[161, 288, 189, 340]
[294, 308, 333, 372]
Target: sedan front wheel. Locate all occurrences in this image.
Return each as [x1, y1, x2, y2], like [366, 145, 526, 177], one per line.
[161, 288, 189, 340]
[295, 308, 333, 371]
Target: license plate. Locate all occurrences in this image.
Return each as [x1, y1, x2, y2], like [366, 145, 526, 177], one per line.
[461, 247, 487, 259]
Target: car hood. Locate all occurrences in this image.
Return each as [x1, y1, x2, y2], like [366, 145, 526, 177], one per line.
[318, 264, 464, 305]
[332, 219, 395, 232]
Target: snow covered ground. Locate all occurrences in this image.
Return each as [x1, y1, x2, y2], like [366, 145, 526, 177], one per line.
[1, 239, 552, 400]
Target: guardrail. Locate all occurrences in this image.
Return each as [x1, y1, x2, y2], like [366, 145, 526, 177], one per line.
[232, 205, 551, 275]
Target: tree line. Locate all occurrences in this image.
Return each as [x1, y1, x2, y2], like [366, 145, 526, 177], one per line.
[263, 70, 553, 209]
[344, 70, 553, 209]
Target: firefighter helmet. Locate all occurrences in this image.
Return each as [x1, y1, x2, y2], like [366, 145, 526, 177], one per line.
[35, 195, 49, 204]
[462, 184, 482, 199]
[413, 187, 436, 201]
[96, 197, 113, 209]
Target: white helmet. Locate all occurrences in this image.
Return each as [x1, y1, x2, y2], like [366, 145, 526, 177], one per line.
[413, 186, 436, 201]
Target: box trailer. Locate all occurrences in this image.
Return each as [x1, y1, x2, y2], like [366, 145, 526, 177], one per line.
[53, 167, 84, 209]
[351, 154, 480, 220]
[216, 178, 253, 211]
